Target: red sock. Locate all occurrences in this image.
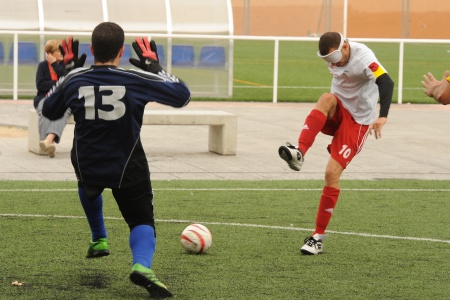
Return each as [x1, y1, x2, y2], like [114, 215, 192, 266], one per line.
[298, 109, 327, 155]
[313, 186, 340, 235]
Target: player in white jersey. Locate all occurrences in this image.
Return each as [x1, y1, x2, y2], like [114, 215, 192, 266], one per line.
[279, 32, 394, 255]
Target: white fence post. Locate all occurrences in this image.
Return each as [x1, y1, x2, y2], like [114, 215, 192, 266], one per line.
[398, 40, 404, 104]
[273, 39, 279, 103]
[13, 33, 18, 101]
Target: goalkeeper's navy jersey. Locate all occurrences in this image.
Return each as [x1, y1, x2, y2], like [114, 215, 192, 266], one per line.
[42, 65, 191, 188]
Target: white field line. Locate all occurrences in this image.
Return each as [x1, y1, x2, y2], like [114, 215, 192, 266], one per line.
[1, 188, 449, 244]
[1, 188, 450, 192]
[1, 213, 449, 245]
[234, 86, 423, 90]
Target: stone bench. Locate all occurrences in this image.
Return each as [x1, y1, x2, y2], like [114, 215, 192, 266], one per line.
[28, 109, 237, 156]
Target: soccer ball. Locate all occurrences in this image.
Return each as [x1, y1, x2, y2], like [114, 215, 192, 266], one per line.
[180, 223, 212, 254]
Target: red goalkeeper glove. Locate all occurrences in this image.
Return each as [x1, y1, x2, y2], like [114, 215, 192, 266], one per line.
[60, 36, 86, 74]
[129, 37, 163, 74]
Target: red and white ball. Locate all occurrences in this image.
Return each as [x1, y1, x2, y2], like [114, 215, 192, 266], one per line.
[180, 223, 212, 254]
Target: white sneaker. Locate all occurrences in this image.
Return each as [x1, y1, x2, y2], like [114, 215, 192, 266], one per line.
[278, 142, 304, 171]
[300, 234, 326, 255]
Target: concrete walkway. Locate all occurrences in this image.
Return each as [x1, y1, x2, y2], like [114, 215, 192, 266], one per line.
[1, 99, 450, 181]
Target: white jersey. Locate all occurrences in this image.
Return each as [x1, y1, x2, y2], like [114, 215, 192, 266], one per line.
[327, 41, 388, 125]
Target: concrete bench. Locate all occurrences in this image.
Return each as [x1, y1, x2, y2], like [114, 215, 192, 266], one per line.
[28, 109, 237, 156]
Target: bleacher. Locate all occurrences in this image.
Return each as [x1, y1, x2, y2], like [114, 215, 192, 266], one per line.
[8, 42, 38, 65]
[0, 42, 4, 64]
[0, 0, 233, 99]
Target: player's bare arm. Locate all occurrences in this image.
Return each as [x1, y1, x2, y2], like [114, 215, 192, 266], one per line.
[421, 71, 450, 105]
[369, 117, 387, 139]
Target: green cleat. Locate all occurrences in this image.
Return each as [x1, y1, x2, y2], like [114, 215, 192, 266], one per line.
[130, 263, 172, 298]
[86, 237, 110, 258]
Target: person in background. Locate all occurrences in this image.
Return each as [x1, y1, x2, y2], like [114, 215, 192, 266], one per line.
[421, 71, 450, 104]
[42, 22, 190, 298]
[34, 39, 71, 158]
[278, 32, 394, 255]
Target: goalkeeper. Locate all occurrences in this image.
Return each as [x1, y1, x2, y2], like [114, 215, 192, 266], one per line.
[42, 22, 190, 298]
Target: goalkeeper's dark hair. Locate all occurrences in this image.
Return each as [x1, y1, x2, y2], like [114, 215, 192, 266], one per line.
[91, 22, 125, 63]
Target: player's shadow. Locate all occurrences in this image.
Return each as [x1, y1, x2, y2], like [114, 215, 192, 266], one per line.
[79, 272, 111, 289]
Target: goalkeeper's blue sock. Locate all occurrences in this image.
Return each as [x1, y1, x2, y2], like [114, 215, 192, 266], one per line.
[130, 225, 156, 268]
[78, 187, 107, 241]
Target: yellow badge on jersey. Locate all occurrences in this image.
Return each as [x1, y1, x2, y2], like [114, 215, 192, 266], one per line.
[368, 62, 386, 79]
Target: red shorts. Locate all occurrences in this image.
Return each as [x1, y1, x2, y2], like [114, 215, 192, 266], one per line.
[321, 97, 370, 169]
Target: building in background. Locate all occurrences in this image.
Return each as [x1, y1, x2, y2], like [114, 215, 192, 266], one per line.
[232, 0, 450, 39]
